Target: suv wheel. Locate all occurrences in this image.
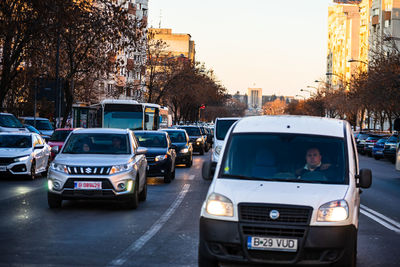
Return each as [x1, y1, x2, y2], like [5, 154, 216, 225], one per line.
[125, 182, 139, 209]
[164, 171, 172, 183]
[139, 176, 147, 202]
[29, 161, 36, 180]
[42, 160, 50, 177]
[48, 192, 62, 208]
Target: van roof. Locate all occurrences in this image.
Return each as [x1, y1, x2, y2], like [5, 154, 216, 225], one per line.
[232, 115, 346, 138]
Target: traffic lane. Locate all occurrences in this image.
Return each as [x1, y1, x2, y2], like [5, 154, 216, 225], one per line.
[359, 155, 400, 221]
[120, 154, 211, 266]
[0, 174, 47, 202]
[0, 155, 206, 266]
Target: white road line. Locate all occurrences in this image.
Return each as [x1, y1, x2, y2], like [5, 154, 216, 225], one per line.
[360, 208, 400, 234]
[361, 204, 400, 230]
[108, 184, 191, 267]
[0, 186, 43, 202]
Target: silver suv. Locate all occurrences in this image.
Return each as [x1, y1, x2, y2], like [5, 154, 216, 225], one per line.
[47, 128, 148, 209]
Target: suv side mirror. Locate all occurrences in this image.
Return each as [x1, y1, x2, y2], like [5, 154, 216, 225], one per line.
[356, 169, 372, 188]
[394, 118, 400, 131]
[51, 146, 59, 154]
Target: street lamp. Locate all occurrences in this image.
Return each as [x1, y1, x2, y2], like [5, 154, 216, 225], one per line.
[300, 89, 312, 96]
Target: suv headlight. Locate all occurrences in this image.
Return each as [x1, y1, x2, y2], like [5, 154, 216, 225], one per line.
[14, 155, 30, 162]
[317, 200, 349, 222]
[155, 155, 168, 162]
[215, 145, 222, 155]
[180, 148, 189, 153]
[205, 193, 234, 217]
[50, 163, 68, 173]
[110, 162, 134, 174]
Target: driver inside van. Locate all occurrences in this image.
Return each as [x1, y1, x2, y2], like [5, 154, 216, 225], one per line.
[295, 147, 331, 178]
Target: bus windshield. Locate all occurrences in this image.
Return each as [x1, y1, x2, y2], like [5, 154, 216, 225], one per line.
[103, 104, 143, 130]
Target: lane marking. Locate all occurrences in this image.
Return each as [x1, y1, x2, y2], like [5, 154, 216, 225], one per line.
[108, 183, 191, 266]
[360, 205, 400, 234]
[0, 186, 44, 202]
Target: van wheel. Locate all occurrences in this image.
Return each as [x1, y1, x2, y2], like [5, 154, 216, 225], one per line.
[48, 192, 62, 209]
[139, 176, 147, 202]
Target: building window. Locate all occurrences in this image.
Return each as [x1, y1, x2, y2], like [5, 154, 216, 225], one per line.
[107, 84, 114, 94]
[373, 8, 379, 16]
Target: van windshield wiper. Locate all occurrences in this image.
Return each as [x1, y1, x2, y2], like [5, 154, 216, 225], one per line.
[221, 175, 318, 183]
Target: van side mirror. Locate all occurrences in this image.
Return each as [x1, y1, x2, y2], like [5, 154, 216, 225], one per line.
[202, 161, 213, 180]
[394, 118, 400, 131]
[356, 169, 372, 189]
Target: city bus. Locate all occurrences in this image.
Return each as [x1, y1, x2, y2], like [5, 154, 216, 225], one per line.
[160, 106, 172, 128]
[72, 99, 161, 130]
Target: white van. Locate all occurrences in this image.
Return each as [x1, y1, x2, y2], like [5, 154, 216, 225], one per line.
[199, 116, 372, 267]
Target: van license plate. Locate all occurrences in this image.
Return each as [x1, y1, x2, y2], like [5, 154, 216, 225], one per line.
[74, 181, 102, 190]
[0, 166, 6, 172]
[247, 236, 298, 252]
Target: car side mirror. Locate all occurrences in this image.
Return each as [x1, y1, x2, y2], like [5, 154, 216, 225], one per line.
[356, 169, 372, 189]
[34, 144, 45, 150]
[202, 161, 213, 180]
[136, 147, 147, 155]
[51, 146, 59, 154]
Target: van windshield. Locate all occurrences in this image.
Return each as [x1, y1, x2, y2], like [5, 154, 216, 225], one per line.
[220, 133, 347, 184]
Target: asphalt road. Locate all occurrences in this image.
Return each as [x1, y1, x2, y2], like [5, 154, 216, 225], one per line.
[0, 152, 399, 266]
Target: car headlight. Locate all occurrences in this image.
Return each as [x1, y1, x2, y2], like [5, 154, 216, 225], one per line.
[196, 138, 202, 142]
[14, 155, 30, 162]
[50, 163, 68, 173]
[180, 148, 189, 153]
[215, 145, 222, 155]
[155, 155, 168, 162]
[205, 193, 234, 217]
[110, 162, 134, 174]
[317, 200, 349, 222]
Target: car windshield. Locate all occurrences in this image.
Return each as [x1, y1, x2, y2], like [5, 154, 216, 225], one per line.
[377, 138, 388, 144]
[165, 131, 187, 143]
[25, 120, 53, 130]
[25, 125, 41, 134]
[135, 133, 167, 148]
[62, 133, 130, 154]
[50, 130, 72, 142]
[366, 136, 380, 141]
[358, 134, 369, 140]
[220, 133, 347, 184]
[387, 135, 398, 143]
[216, 120, 238, 140]
[0, 114, 24, 128]
[180, 127, 201, 136]
[0, 135, 32, 148]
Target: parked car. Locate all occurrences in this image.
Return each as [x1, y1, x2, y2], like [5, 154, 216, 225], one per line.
[134, 131, 177, 183]
[48, 128, 75, 160]
[0, 113, 28, 132]
[47, 128, 148, 209]
[0, 132, 50, 179]
[178, 126, 207, 155]
[355, 132, 369, 145]
[383, 133, 399, 163]
[161, 129, 193, 167]
[20, 117, 54, 137]
[372, 137, 388, 160]
[363, 134, 387, 156]
[199, 115, 372, 267]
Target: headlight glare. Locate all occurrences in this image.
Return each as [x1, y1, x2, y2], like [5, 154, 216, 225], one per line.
[196, 138, 202, 142]
[205, 193, 234, 217]
[155, 155, 168, 162]
[317, 200, 349, 222]
[180, 148, 189, 153]
[14, 155, 30, 162]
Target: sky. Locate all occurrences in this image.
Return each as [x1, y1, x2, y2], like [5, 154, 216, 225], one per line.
[148, 0, 334, 97]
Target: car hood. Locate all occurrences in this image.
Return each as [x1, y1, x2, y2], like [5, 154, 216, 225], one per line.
[212, 179, 348, 209]
[55, 154, 132, 166]
[0, 148, 33, 157]
[143, 147, 168, 157]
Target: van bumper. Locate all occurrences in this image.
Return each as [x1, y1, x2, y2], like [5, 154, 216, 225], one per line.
[199, 217, 357, 266]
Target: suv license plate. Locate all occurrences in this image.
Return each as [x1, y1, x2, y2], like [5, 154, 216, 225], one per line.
[247, 236, 298, 252]
[74, 181, 102, 190]
[0, 166, 6, 172]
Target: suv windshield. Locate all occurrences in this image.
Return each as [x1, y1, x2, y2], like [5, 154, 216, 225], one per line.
[180, 127, 201, 136]
[135, 133, 167, 148]
[0, 114, 24, 128]
[216, 119, 238, 140]
[0, 135, 31, 148]
[220, 133, 347, 184]
[50, 130, 72, 142]
[25, 120, 53, 130]
[63, 133, 130, 154]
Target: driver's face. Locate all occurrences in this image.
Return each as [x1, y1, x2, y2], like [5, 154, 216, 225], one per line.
[306, 148, 321, 169]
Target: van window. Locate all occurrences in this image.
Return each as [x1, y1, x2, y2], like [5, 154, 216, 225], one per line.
[220, 133, 347, 185]
[0, 114, 24, 128]
[215, 120, 237, 140]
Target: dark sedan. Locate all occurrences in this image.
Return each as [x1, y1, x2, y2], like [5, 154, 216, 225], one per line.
[134, 131, 176, 183]
[383, 133, 399, 163]
[372, 137, 388, 160]
[162, 129, 193, 167]
[178, 126, 206, 155]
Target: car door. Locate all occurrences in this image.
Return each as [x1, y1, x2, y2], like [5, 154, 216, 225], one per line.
[131, 132, 146, 190]
[167, 135, 176, 170]
[32, 135, 43, 171]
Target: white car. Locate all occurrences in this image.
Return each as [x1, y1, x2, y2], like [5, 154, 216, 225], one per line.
[0, 132, 51, 179]
[199, 115, 372, 267]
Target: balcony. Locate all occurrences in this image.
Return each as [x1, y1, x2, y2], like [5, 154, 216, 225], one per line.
[116, 75, 126, 87]
[127, 58, 134, 70]
[384, 11, 391, 21]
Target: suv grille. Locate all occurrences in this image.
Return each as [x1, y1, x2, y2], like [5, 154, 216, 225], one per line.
[67, 166, 111, 175]
[239, 204, 312, 225]
[0, 157, 14, 164]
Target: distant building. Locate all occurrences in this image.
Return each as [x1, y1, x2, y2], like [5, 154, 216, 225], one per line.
[247, 88, 262, 110]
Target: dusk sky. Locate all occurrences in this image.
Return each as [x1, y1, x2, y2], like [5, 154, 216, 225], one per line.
[148, 0, 334, 97]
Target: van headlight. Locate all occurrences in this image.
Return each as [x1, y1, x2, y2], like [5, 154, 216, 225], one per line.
[50, 163, 68, 173]
[205, 193, 234, 217]
[110, 162, 133, 174]
[14, 155, 30, 162]
[317, 200, 349, 222]
[215, 145, 222, 155]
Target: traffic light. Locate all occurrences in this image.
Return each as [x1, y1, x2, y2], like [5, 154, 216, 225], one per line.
[200, 104, 206, 109]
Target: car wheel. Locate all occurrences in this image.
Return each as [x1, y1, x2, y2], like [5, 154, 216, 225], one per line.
[164, 171, 172, 183]
[48, 192, 62, 209]
[200, 146, 205, 155]
[139, 175, 147, 202]
[186, 156, 193, 168]
[171, 168, 176, 180]
[125, 180, 139, 209]
[29, 161, 36, 180]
